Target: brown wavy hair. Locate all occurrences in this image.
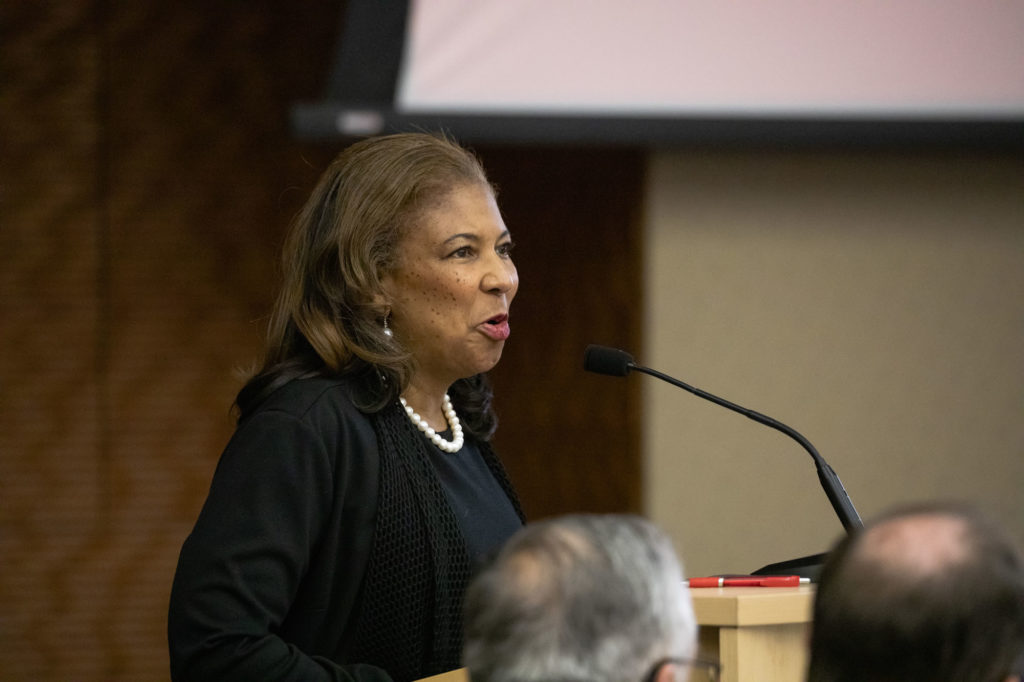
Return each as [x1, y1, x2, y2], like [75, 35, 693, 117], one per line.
[236, 132, 499, 439]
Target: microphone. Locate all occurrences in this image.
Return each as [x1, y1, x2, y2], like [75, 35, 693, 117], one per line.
[584, 344, 863, 533]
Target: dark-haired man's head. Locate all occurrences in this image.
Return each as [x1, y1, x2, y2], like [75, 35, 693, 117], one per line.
[808, 502, 1024, 682]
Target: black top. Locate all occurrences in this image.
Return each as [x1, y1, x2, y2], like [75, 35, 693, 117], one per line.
[426, 433, 522, 567]
[168, 377, 522, 682]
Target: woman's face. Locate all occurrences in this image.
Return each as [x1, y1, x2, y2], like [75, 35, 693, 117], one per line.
[382, 182, 519, 390]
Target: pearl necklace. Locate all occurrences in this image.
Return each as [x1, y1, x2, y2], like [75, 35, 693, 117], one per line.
[399, 393, 464, 453]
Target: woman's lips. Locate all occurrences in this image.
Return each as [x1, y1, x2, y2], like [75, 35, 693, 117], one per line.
[478, 314, 510, 341]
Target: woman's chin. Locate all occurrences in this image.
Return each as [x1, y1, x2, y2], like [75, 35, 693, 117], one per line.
[462, 348, 505, 378]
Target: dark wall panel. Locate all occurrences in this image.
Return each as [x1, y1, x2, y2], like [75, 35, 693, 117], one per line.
[0, 3, 644, 679]
[480, 146, 646, 518]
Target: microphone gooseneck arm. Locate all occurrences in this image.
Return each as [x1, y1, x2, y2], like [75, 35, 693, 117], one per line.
[584, 344, 862, 533]
[631, 363, 862, 532]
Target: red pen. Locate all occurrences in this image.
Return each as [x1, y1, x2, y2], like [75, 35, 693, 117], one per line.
[684, 575, 810, 587]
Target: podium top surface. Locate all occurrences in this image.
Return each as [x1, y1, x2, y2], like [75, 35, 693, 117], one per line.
[690, 585, 815, 627]
[418, 669, 467, 682]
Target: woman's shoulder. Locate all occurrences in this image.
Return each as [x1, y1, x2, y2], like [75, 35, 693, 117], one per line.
[247, 375, 372, 426]
[231, 375, 382, 469]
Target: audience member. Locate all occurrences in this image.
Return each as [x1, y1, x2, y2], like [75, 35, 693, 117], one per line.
[463, 514, 713, 682]
[808, 501, 1024, 682]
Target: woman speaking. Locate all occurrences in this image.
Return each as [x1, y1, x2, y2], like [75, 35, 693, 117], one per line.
[168, 133, 524, 681]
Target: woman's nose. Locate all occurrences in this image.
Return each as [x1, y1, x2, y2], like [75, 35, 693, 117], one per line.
[482, 258, 518, 295]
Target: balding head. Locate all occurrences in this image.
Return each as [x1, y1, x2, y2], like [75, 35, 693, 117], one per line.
[462, 514, 696, 682]
[808, 502, 1024, 682]
[854, 512, 971, 576]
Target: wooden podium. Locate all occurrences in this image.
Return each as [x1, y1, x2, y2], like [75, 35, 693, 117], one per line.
[417, 670, 466, 682]
[418, 585, 814, 682]
[691, 585, 814, 682]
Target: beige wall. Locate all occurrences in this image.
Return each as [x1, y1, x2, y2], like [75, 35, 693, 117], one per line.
[643, 150, 1024, 578]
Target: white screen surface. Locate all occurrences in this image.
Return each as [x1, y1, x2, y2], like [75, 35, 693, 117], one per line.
[396, 0, 1024, 119]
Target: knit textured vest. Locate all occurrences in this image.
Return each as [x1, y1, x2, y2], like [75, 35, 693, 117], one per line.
[346, 401, 524, 681]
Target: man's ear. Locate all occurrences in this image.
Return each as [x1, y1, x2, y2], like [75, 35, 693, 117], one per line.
[655, 662, 680, 682]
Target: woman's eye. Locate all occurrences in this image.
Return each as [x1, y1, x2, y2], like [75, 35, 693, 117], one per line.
[497, 241, 515, 257]
[449, 246, 473, 258]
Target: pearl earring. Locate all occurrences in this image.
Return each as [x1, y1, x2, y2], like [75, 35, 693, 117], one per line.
[383, 312, 393, 337]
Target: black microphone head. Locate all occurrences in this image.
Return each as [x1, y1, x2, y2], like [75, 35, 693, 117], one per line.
[583, 345, 635, 377]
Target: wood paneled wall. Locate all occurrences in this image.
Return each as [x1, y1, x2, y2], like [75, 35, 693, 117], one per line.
[480, 145, 645, 518]
[1, 3, 644, 680]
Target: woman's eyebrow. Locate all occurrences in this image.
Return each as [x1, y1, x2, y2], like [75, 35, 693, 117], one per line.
[442, 229, 511, 245]
[443, 232, 478, 245]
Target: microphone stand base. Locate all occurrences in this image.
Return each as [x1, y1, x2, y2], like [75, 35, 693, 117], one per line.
[750, 552, 827, 582]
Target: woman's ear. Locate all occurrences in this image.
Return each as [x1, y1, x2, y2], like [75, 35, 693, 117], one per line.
[371, 288, 390, 312]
